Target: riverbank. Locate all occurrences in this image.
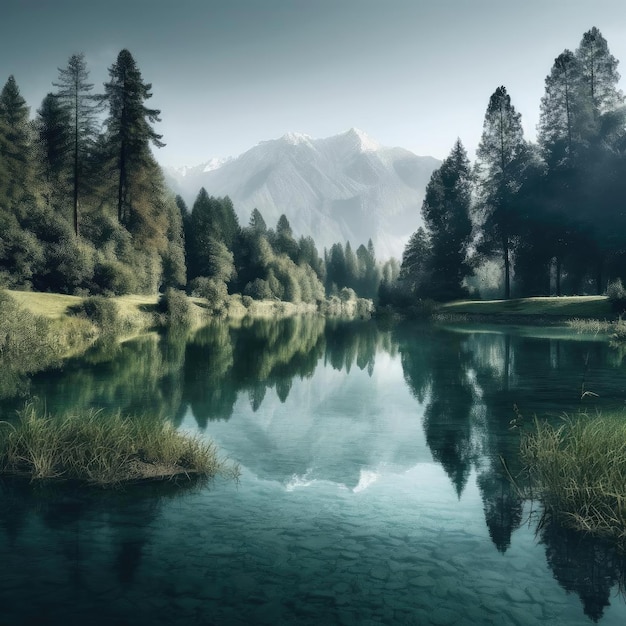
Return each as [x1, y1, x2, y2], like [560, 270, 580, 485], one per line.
[437, 295, 614, 322]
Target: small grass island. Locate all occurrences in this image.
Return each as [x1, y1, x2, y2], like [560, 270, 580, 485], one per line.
[0, 405, 237, 486]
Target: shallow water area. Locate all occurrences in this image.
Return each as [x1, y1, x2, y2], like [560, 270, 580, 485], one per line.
[1, 318, 626, 625]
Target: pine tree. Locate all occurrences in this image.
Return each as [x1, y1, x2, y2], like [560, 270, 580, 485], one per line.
[475, 86, 529, 299]
[400, 227, 431, 295]
[421, 139, 473, 300]
[576, 27, 623, 118]
[101, 49, 164, 225]
[344, 241, 358, 291]
[53, 53, 99, 235]
[274, 214, 298, 261]
[35, 93, 72, 211]
[0, 76, 32, 208]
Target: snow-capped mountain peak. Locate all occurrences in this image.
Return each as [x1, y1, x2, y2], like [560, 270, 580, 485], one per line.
[163, 129, 440, 258]
[343, 127, 380, 152]
[202, 157, 231, 173]
[280, 131, 312, 146]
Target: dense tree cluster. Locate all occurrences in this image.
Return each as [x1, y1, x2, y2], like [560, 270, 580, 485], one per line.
[0, 50, 184, 294]
[182, 188, 383, 306]
[401, 27, 626, 301]
[0, 52, 384, 303]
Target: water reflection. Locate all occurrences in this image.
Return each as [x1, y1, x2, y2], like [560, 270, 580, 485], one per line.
[540, 516, 626, 622]
[2, 318, 626, 621]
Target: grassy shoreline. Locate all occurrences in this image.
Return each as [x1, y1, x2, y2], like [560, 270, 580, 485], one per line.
[437, 295, 615, 322]
[0, 405, 238, 486]
[519, 412, 626, 544]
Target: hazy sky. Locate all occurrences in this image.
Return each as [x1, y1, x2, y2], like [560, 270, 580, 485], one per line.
[3, 0, 626, 166]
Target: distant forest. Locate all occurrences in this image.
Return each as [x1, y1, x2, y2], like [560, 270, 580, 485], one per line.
[398, 26, 626, 302]
[0, 50, 392, 303]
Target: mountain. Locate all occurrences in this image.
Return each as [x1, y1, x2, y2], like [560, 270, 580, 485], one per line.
[164, 128, 440, 259]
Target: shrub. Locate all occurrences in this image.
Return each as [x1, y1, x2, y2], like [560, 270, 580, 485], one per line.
[92, 260, 136, 295]
[607, 279, 626, 312]
[158, 288, 192, 328]
[244, 278, 272, 300]
[69, 296, 120, 335]
[189, 276, 228, 310]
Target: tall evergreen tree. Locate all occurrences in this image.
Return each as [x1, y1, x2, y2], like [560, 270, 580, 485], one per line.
[35, 93, 72, 211]
[53, 53, 99, 235]
[576, 27, 623, 118]
[356, 241, 379, 299]
[475, 86, 529, 299]
[101, 49, 164, 226]
[575, 28, 625, 292]
[344, 241, 358, 291]
[399, 227, 431, 295]
[421, 139, 473, 300]
[249, 208, 267, 233]
[0, 76, 32, 208]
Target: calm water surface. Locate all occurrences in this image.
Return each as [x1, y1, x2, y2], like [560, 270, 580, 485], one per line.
[1, 318, 626, 625]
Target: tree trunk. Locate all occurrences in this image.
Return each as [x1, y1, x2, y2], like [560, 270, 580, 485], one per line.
[503, 237, 510, 299]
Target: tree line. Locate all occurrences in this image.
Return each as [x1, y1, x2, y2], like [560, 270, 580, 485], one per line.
[0, 50, 389, 303]
[180, 189, 390, 305]
[398, 27, 626, 301]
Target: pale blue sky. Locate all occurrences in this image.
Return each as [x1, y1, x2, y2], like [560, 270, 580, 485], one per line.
[3, 0, 626, 166]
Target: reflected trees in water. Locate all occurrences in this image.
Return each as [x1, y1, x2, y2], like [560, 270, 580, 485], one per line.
[540, 517, 626, 622]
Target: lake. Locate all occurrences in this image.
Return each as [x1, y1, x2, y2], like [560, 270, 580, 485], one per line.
[1, 317, 626, 625]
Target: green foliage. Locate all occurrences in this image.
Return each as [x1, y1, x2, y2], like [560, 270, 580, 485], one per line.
[186, 189, 238, 284]
[0, 75, 33, 208]
[92, 260, 137, 295]
[68, 295, 120, 334]
[606, 279, 626, 312]
[189, 276, 229, 310]
[521, 412, 626, 542]
[421, 139, 473, 300]
[35, 93, 72, 212]
[0, 404, 231, 485]
[158, 288, 192, 328]
[475, 86, 530, 299]
[53, 53, 100, 235]
[101, 49, 164, 225]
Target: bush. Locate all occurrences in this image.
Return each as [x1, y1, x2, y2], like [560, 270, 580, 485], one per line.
[189, 276, 228, 310]
[69, 296, 120, 335]
[606, 279, 626, 312]
[244, 278, 272, 300]
[158, 288, 192, 328]
[92, 260, 136, 295]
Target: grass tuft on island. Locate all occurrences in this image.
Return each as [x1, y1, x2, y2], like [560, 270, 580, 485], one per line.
[520, 412, 626, 542]
[0, 406, 238, 486]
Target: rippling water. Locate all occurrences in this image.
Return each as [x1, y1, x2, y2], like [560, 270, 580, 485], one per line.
[1, 318, 626, 625]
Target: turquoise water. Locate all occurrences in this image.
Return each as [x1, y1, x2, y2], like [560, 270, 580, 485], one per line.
[1, 318, 626, 625]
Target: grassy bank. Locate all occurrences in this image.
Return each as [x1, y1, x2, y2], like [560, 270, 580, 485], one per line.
[0, 405, 237, 486]
[439, 295, 613, 320]
[520, 412, 626, 542]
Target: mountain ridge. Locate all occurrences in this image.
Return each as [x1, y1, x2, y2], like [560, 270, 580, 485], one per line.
[164, 129, 440, 259]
